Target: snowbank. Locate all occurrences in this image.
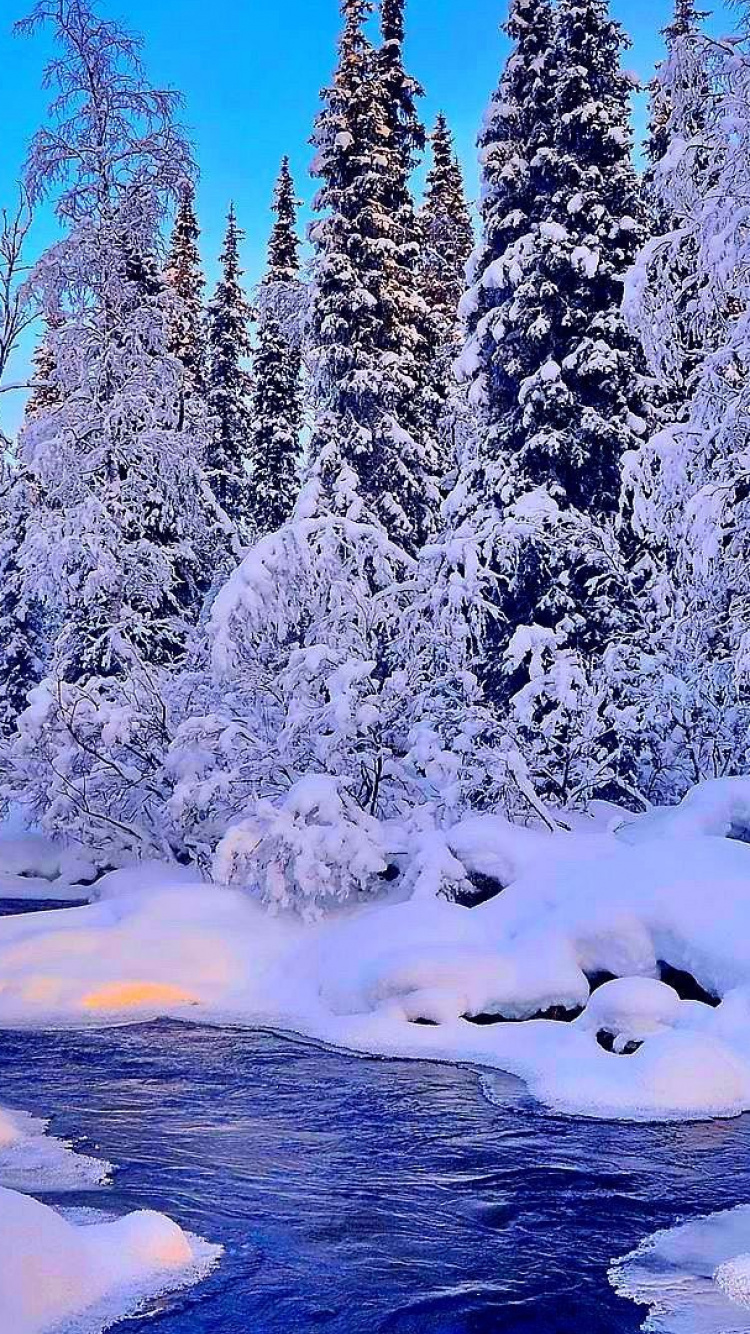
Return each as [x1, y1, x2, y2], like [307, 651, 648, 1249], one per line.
[2, 778, 750, 1121]
[0, 1187, 221, 1334]
[611, 1205, 750, 1332]
[0, 1100, 110, 1192]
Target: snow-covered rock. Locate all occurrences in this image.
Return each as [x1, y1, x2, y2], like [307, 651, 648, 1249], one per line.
[577, 976, 684, 1049]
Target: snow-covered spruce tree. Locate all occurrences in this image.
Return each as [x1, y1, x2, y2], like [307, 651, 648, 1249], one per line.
[205, 204, 253, 537]
[420, 113, 474, 355]
[0, 467, 45, 737]
[307, 0, 439, 553]
[248, 161, 303, 534]
[430, 0, 650, 811]
[458, 0, 558, 423]
[164, 178, 206, 396]
[622, 7, 750, 798]
[376, 0, 446, 496]
[418, 113, 475, 456]
[266, 156, 301, 285]
[3, 0, 225, 858]
[24, 314, 62, 419]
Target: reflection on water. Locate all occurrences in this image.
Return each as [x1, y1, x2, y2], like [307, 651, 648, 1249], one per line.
[0, 1019, 749, 1332]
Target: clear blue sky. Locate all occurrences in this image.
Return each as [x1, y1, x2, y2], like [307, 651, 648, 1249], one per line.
[0, 0, 733, 435]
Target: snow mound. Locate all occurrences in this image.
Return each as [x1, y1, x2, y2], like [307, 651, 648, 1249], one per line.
[611, 1205, 750, 1332]
[0, 1186, 221, 1334]
[92, 860, 203, 901]
[715, 1254, 750, 1307]
[577, 977, 683, 1048]
[616, 777, 750, 846]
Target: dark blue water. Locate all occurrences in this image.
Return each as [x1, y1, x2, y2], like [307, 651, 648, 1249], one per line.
[0, 896, 88, 915]
[1, 1021, 750, 1333]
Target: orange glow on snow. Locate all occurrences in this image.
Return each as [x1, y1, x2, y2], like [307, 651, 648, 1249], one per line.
[80, 982, 198, 1010]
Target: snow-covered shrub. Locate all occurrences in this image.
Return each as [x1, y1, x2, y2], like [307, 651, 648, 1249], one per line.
[4, 664, 180, 864]
[213, 776, 387, 917]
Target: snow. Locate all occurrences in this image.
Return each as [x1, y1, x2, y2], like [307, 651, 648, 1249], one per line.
[0, 824, 96, 901]
[577, 977, 683, 1049]
[0, 1101, 110, 1194]
[2, 779, 750, 1123]
[0, 1187, 221, 1334]
[615, 778, 750, 845]
[611, 1206, 750, 1333]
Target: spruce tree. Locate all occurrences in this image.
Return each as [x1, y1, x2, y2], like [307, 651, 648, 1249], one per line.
[459, 0, 558, 424]
[249, 161, 303, 534]
[420, 114, 473, 347]
[205, 204, 253, 533]
[426, 0, 648, 809]
[266, 156, 300, 283]
[0, 469, 44, 736]
[376, 0, 444, 491]
[164, 178, 206, 394]
[514, 0, 646, 516]
[308, 0, 438, 552]
[25, 314, 61, 419]
[419, 113, 474, 434]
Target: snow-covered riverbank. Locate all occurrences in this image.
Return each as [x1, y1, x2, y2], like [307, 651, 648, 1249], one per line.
[3, 778, 750, 1125]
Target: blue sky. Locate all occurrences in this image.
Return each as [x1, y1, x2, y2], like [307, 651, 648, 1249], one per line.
[0, 0, 733, 434]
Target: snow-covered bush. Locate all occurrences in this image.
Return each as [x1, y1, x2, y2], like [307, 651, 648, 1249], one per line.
[5, 665, 179, 864]
[214, 776, 387, 917]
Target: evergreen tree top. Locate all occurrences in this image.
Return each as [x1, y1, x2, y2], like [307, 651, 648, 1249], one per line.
[422, 112, 473, 274]
[165, 178, 204, 297]
[208, 203, 252, 391]
[380, 0, 404, 46]
[427, 113, 453, 177]
[664, 0, 707, 44]
[419, 111, 474, 345]
[164, 181, 203, 312]
[340, 0, 374, 52]
[378, 0, 425, 162]
[483, 0, 557, 164]
[217, 203, 244, 286]
[265, 156, 301, 284]
[554, 0, 640, 193]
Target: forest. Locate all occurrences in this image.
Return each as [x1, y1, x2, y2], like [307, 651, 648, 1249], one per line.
[0, 0, 744, 913]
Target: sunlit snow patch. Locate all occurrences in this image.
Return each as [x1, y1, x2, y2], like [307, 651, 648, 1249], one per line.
[610, 1206, 750, 1332]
